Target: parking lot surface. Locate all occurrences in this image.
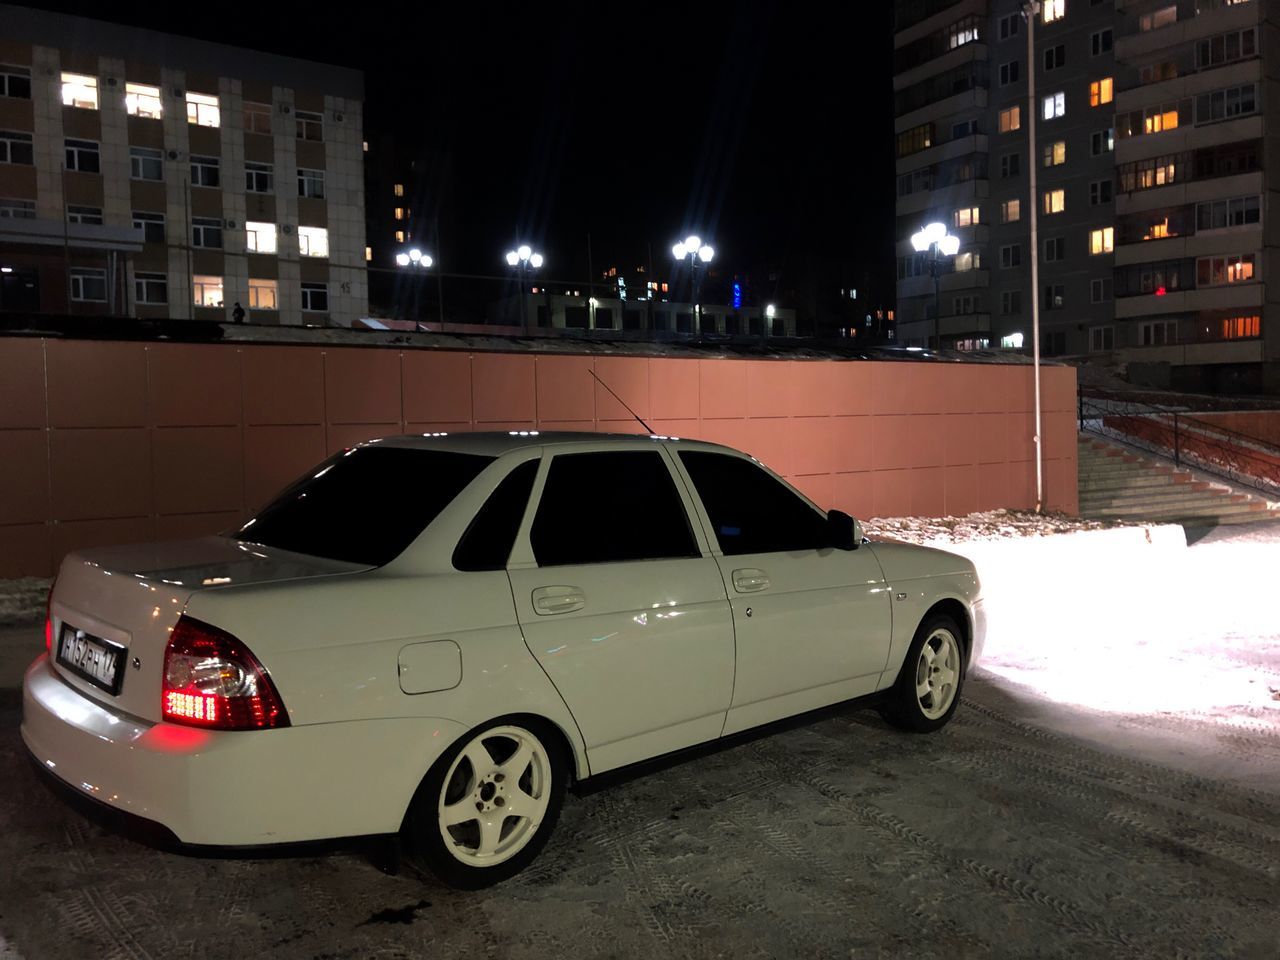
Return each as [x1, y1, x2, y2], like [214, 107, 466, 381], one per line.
[1, 618, 1277, 960]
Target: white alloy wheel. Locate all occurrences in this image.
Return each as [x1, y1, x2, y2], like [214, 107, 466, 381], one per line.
[436, 724, 553, 868]
[914, 626, 960, 720]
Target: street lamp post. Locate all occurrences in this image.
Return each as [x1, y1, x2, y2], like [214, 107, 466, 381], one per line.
[672, 234, 714, 332]
[505, 244, 544, 335]
[909, 222, 960, 350]
[394, 247, 434, 329]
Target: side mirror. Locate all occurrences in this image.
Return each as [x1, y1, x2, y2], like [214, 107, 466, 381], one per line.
[826, 510, 862, 551]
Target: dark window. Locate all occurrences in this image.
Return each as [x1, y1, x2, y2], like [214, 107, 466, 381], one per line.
[680, 452, 829, 556]
[563, 305, 589, 328]
[530, 451, 697, 566]
[453, 460, 538, 571]
[237, 447, 493, 566]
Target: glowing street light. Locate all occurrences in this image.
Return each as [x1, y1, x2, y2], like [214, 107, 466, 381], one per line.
[673, 234, 716, 326]
[396, 248, 433, 269]
[910, 221, 961, 350]
[505, 244, 544, 334]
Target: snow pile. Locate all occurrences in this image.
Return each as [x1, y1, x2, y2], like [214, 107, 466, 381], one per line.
[0, 577, 51, 627]
[865, 509, 1122, 545]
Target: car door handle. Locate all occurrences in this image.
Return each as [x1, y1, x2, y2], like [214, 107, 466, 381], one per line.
[532, 585, 586, 616]
[731, 569, 770, 593]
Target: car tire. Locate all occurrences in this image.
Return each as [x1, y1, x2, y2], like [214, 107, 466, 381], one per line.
[404, 716, 568, 889]
[879, 613, 966, 734]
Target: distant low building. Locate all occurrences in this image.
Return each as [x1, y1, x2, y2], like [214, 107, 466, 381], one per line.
[0, 4, 367, 326]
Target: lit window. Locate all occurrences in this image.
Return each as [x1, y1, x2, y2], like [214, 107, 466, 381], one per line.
[1090, 78, 1113, 107]
[60, 72, 98, 109]
[394, 207, 405, 220]
[1196, 253, 1256, 286]
[186, 92, 220, 127]
[1145, 108, 1178, 134]
[395, 229, 405, 242]
[1139, 5, 1176, 32]
[1000, 199, 1021, 223]
[954, 206, 979, 228]
[999, 106, 1020, 133]
[1042, 0, 1065, 23]
[1042, 92, 1065, 119]
[394, 183, 404, 197]
[365, 246, 372, 262]
[1143, 219, 1172, 240]
[1088, 227, 1114, 254]
[248, 278, 278, 310]
[301, 282, 328, 312]
[298, 226, 329, 258]
[245, 221, 277, 254]
[243, 101, 272, 134]
[1043, 189, 1065, 214]
[1043, 141, 1066, 166]
[192, 275, 224, 307]
[125, 82, 162, 119]
[362, 140, 369, 152]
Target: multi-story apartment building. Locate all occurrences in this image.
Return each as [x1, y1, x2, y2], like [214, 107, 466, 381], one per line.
[894, 0, 1276, 393]
[0, 4, 366, 326]
[1112, 0, 1275, 393]
[893, 0, 1116, 357]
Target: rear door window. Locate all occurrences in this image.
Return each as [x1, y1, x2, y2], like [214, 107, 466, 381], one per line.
[530, 451, 698, 566]
[679, 451, 829, 555]
[237, 446, 492, 566]
[453, 459, 539, 571]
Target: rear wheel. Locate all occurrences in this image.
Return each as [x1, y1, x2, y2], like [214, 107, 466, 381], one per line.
[880, 614, 965, 733]
[405, 719, 566, 889]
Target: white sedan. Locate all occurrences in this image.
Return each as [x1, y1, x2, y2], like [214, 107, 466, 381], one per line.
[23, 432, 984, 888]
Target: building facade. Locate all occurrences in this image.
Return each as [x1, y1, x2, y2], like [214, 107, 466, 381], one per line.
[893, 0, 1277, 393]
[0, 4, 366, 326]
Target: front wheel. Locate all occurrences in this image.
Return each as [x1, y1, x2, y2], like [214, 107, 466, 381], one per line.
[880, 614, 966, 733]
[405, 719, 567, 889]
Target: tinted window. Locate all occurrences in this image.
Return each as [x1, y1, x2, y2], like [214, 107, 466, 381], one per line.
[237, 447, 492, 566]
[530, 451, 697, 566]
[453, 459, 539, 571]
[679, 451, 829, 555]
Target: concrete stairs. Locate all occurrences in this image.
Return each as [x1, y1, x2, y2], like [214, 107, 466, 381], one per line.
[1078, 435, 1277, 525]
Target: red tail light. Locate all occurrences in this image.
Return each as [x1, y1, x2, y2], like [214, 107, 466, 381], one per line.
[162, 616, 289, 730]
[44, 581, 55, 653]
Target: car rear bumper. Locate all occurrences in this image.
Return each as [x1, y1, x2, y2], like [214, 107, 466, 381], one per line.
[21, 654, 469, 846]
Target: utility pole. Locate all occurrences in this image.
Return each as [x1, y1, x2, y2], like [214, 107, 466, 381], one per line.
[1024, 0, 1045, 513]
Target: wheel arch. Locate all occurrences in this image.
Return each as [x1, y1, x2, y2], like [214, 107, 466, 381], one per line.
[398, 710, 582, 834]
[920, 597, 971, 664]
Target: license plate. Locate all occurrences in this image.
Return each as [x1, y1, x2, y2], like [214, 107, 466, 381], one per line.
[56, 624, 126, 695]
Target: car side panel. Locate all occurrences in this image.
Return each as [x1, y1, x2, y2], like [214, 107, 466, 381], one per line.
[182, 570, 591, 781]
[865, 541, 982, 688]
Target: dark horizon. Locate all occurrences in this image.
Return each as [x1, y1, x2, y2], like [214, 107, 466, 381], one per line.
[20, 1, 897, 313]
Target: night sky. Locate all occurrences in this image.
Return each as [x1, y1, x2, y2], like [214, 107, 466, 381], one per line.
[27, 1, 896, 312]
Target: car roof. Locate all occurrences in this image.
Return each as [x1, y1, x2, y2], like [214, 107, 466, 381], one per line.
[362, 430, 742, 459]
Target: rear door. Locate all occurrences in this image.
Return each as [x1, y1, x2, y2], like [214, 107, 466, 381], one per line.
[675, 450, 893, 736]
[507, 445, 735, 774]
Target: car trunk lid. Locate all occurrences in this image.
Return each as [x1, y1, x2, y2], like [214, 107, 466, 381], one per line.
[49, 536, 368, 722]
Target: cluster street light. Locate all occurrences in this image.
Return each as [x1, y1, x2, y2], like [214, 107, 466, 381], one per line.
[672, 235, 715, 327]
[910, 222, 960, 350]
[395, 248, 433, 269]
[505, 244, 544, 334]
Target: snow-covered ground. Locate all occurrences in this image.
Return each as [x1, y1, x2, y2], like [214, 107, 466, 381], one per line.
[870, 512, 1280, 793]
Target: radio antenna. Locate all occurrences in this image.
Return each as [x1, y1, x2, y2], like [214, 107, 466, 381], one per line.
[589, 369, 654, 435]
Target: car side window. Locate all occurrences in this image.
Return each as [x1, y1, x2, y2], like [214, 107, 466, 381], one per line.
[452, 459, 539, 571]
[530, 451, 698, 566]
[679, 451, 829, 556]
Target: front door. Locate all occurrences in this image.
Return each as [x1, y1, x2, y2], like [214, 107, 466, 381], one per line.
[507, 447, 735, 774]
[675, 450, 893, 736]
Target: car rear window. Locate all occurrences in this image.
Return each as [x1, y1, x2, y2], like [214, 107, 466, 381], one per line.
[236, 446, 493, 566]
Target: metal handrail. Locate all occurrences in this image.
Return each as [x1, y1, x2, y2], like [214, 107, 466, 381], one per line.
[1078, 392, 1280, 498]
[1081, 387, 1280, 451]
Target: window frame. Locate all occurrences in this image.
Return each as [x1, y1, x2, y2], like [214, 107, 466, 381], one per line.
[295, 109, 324, 141]
[64, 137, 101, 174]
[192, 216, 224, 249]
[297, 167, 325, 199]
[245, 161, 274, 193]
[300, 282, 329, 312]
[185, 91, 220, 127]
[60, 72, 98, 110]
[69, 267, 107, 302]
[134, 271, 168, 305]
[132, 210, 166, 244]
[190, 155, 220, 188]
[129, 145, 164, 181]
[0, 64, 31, 100]
[125, 82, 163, 119]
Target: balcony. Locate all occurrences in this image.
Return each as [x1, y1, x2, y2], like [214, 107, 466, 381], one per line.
[1115, 3, 1259, 63]
[1115, 281, 1263, 319]
[896, 133, 989, 176]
